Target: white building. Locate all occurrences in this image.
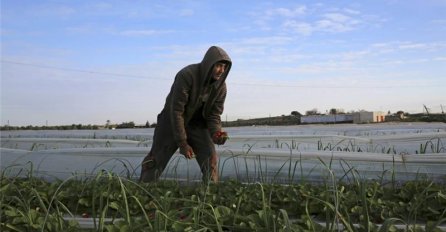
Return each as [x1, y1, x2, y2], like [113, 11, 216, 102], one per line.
[300, 114, 353, 124]
[352, 111, 386, 123]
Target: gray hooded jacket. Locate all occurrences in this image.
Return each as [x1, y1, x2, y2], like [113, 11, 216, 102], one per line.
[162, 46, 232, 146]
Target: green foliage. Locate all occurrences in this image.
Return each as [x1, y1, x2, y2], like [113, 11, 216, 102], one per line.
[416, 138, 445, 154]
[1, 173, 445, 231]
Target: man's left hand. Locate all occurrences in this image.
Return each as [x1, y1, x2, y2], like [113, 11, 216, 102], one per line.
[212, 131, 229, 145]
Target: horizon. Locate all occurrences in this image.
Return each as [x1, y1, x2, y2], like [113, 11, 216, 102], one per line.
[2, 1, 445, 126]
[2, 108, 441, 127]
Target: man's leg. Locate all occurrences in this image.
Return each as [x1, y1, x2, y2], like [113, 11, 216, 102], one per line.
[187, 127, 218, 182]
[140, 114, 177, 182]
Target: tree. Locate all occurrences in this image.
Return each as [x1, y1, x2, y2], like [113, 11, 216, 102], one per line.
[116, 121, 135, 129]
[305, 108, 319, 115]
[329, 108, 345, 115]
[145, 121, 150, 128]
[291, 111, 301, 116]
[329, 108, 338, 115]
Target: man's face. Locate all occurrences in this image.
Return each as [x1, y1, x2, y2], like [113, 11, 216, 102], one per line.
[212, 62, 227, 81]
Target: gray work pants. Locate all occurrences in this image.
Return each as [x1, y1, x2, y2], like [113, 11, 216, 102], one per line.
[139, 112, 218, 182]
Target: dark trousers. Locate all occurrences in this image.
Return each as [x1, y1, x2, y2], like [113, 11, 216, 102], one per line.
[139, 112, 218, 182]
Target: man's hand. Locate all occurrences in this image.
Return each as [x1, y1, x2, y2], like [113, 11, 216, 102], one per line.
[179, 143, 194, 159]
[212, 131, 229, 145]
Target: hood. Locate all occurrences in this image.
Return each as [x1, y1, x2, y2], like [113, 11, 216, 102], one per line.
[200, 46, 232, 86]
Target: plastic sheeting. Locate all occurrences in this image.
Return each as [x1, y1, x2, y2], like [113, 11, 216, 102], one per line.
[1, 146, 445, 183]
[2, 123, 445, 183]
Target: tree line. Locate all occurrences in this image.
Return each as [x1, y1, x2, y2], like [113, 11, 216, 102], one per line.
[1, 121, 157, 131]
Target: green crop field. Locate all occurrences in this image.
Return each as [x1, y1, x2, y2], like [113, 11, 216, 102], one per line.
[2, 168, 445, 232]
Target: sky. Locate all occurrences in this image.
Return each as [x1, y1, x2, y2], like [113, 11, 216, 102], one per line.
[1, 0, 446, 126]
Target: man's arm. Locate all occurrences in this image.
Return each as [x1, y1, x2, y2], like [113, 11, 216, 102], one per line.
[207, 84, 227, 137]
[169, 73, 191, 147]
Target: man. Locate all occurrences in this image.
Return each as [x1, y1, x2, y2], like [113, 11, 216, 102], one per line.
[140, 46, 231, 183]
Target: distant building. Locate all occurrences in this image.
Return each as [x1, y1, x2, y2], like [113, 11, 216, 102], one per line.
[385, 112, 406, 122]
[352, 111, 386, 123]
[300, 114, 353, 124]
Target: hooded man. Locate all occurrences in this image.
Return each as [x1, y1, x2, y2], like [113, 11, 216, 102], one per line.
[140, 46, 232, 183]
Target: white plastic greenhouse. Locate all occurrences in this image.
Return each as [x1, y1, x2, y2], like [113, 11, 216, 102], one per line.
[1, 123, 445, 183]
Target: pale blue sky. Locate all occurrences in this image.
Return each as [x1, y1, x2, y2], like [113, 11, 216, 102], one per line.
[2, 0, 445, 126]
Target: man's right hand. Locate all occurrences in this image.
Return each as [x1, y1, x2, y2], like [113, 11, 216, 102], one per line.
[179, 143, 194, 159]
